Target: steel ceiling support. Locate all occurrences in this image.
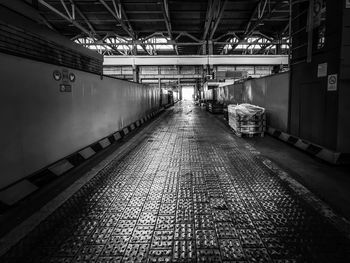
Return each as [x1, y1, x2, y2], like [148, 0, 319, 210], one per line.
[83, 42, 204, 46]
[245, 3, 280, 37]
[38, 13, 58, 32]
[116, 0, 135, 38]
[142, 32, 166, 42]
[198, 0, 215, 54]
[65, 0, 124, 54]
[60, 0, 74, 20]
[79, 38, 288, 47]
[98, 0, 135, 39]
[214, 40, 288, 45]
[99, 0, 150, 55]
[38, 0, 91, 36]
[113, 0, 138, 54]
[202, 0, 215, 40]
[112, 0, 149, 55]
[175, 32, 201, 43]
[198, 0, 226, 54]
[245, 0, 269, 35]
[39, 0, 123, 55]
[229, 0, 283, 54]
[160, 0, 178, 55]
[67, 0, 95, 36]
[213, 32, 238, 42]
[208, 0, 227, 40]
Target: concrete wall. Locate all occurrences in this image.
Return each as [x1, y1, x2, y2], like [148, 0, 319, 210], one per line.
[290, 0, 343, 151]
[214, 72, 290, 132]
[217, 83, 244, 105]
[0, 53, 160, 189]
[244, 72, 290, 132]
[337, 5, 350, 152]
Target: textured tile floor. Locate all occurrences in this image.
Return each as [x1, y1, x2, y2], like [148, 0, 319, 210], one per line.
[1, 101, 350, 263]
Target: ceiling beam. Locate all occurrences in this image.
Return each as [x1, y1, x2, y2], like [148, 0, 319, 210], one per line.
[98, 0, 135, 39]
[113, 0, 144, 54]
[208, 0, 227, 39]
[160, 0, 178, 55]
[201, 0, 216, 41]
[71, 1, 124, 55]
[245, 0, 267, 35]
[104, 55, 289, 66]
[38, 0, 91, 36]
[113, 0, 135, 37]
[80, 39, 288, 46]
[198, 0, 226, 54]
[99, 0, 151, 54]
[83, 42, 204, 46]
[39, 0, 123, 55]
[229, 0, 283, 53]
[67, 0, 95, 36]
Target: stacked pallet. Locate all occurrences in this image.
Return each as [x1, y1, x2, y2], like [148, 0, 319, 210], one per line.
[223, 108, 228, 120]
[207, 102, 224, 114]
[228, 104, 266, 137]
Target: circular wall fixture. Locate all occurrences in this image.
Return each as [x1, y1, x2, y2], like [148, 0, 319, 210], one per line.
[53, 70, 62, 81]
[69, 72, 76, 82]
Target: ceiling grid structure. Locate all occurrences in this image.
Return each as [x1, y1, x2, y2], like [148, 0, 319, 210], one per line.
[28, 0, 290, 56]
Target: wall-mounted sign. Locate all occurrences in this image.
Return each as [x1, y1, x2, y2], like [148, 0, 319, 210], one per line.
[53, 70, 62, 81]
[317, 62, 327, 77]
[59, 84, 72, 92]
[327, 74, 338, 91]
[346, 0, 350, 8]
[55, 69, 76, 92]
[69, 73, 76, 82]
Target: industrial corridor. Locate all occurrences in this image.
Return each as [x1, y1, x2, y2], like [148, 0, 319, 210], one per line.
[1, 101, 349, 263]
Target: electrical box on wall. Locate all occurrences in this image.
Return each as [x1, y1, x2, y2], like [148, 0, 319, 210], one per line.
[59, 84, 72, 92]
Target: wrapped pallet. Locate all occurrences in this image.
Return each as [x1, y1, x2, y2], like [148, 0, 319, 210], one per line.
[227, 103, 266, 137]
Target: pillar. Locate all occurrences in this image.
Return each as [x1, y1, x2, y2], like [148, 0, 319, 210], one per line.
[132, 65, 139, 83]
[158, 78, 162, 106]
[178, 78, 182, 101]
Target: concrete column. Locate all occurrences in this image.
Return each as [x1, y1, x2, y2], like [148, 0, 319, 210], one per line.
[202, 42, 207, 55]
[178, 78, 182, 100]
[208, 40, 213, 55]
[158, 78, 162, 106]
[132, 65, 139, 83]
[276, 38, 282, 55]
[132, 45, 137, 55]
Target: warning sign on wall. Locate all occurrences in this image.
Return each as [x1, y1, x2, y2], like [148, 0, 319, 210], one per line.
[327, 74, 338, 91]
[317, 62, 327, 77]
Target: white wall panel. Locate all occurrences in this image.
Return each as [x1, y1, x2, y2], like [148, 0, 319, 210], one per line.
[0, 53, 159, 189]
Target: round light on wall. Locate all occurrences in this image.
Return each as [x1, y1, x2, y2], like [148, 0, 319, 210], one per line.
[69, 72, 76, 82]
[53, 70, 62, 81]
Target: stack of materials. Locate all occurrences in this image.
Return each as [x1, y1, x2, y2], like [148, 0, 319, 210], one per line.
[208, 102, 224, 114]
[223, 107, 228, 120]
[228, 103, 266, 137]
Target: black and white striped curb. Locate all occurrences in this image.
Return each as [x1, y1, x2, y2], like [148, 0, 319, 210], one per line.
[267, 127, 349, 165]
[0, 107, 166, 209]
